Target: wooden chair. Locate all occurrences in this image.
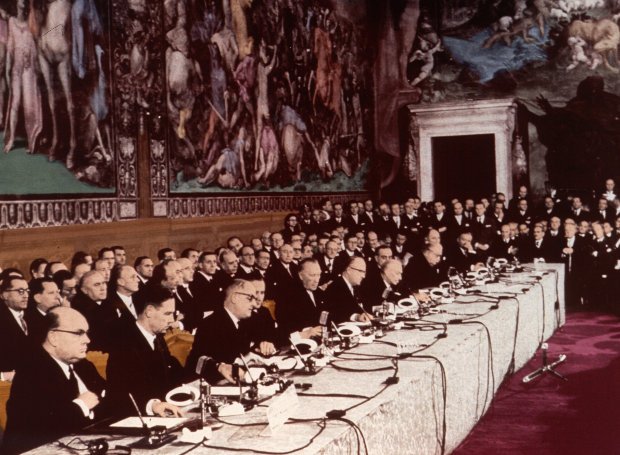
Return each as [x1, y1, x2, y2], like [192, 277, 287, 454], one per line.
[86, 351, 109, 380]
[262, 299, 276, 320]
[0, 380, 12, 430]
[165, 329, 194, 367]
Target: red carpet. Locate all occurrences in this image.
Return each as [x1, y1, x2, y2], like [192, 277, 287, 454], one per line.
[452, 312, 620, 455]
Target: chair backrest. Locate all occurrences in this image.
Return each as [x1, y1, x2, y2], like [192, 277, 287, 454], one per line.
[86, 351, 109, 380]
[0, 380, 12, 430]
[165, 328, 194, 367]
[262, 299, 276, 320]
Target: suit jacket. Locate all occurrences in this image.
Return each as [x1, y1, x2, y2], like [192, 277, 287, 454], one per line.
[24, 306, 48, 346]
[359, 212, 376, 231]
[106, 322, 184, 417]
[176, 285, 201, 332]
[265, 260, 298, 301]
[103, 292, 137, 329]
[402, 253, 445, 291]
[342, 214, 366, 234]
[318, 255, 338, 285]
[237, 264, 261, 281]
[445, 244, 479, 273]
[190, 271, 221, 312]
[519, 237, 559, 263]
[275, 282, 324, 337]
[560, 236, 591, 276]
[71, 293, 110, 351]
[242, 306, 279, 346]
[324, 276, 361, 324]
[446, 215, 471, 241]
[2, 347, 106, 455]
[185, 308, 254, 384]
[359, 269, 388, 312]
[488, 237, 518, 261]
[471, 216, 497, 246]
[0, 304, 34, 372]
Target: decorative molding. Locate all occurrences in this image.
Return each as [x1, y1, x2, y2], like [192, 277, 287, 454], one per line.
[156, 193, 368, 219]
[0, 200, 121, 229]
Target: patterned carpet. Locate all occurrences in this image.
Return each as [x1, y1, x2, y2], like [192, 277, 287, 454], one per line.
[452, 311, 620, 455]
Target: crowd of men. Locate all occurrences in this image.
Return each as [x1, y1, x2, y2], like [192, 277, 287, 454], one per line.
[0, 179, 619, 453]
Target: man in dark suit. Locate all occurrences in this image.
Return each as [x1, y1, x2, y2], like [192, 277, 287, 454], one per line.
[510, 199, 533, 227]
[26, 277, 62, 344]
[318, 240, 339, 286]
[213, 249, 239, 295]
[2, 307, 106, 455]
[237, 246, 261, 280]
[0, 276, 33, 382]
[265, 243, 298, 301]
[103, 265, 140, 331]
[134, 256, 154, 291]
[560, 220, 592, 309]
[447, 201, 471, 242]
[324, 257, 372, 324]
[508, 185, 530, 212]
[71, 270, 110, 351]
[343, 201, 365, 234]
[190, 251, 220, 312]
[185, 279, 262, 384]
[520, 224, 559, 263]
[488, 224, 519, 261]
[402, 246, 446, 291]
[325, 203, 347, 233]
[106, 285, 185, 419]
[593, 197, 614, 224]
[254, 249, 272, 280]
[471, 202, 495, 259]
[243, 278, 279, 350]
[175, 258, 201, 332]
[334, 233, 363, 274]
[359, 259, 402, 311]
[359, 199, 376, 231]
[567, 196, 591, 223]
[537, 196, 561, 222]
[445, 231, 480, 273]
[276, 259, 324, 341]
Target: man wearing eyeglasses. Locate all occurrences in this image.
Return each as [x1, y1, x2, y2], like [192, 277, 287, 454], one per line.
[71, 270, 109, 351]
[324, 257, 373, 324]
[237, 246, 260, 280]
[0, 276, 34, 383]
[2, 306, 107, 455]
[186, 279, 268, 384]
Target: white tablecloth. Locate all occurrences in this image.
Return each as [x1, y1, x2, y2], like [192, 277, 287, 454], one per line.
[26, 264, 565, 455]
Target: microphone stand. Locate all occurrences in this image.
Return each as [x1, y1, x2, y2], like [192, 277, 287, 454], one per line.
[290, 337, 319, 374]
[522, 343, 568, 383]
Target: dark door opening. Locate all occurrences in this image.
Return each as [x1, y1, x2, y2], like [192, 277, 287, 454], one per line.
[432, 134, 496, 202]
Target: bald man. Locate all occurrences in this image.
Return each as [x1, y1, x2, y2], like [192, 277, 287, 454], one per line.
[360, 259, 403, 311]
[324, 257, 373, 324]
[2, 307, 107, 455]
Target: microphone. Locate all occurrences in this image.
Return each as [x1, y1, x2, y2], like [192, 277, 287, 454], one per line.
[195, 355, 213, 377]
[319, 310, 329, 326]
[128, 393, 149, 434]
[289, 337, 317, 374]
[319, 310, 330, 350]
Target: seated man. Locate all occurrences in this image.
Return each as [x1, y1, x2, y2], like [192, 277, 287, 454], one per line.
[106, 284, 185, 418]
[445, 231, 479, 273]
[402, 246, 446, 291]
[275, 259, 324, 342]
[324, 257, 373, 324]
[2, 307, 106, 455]
[359, 259, 403, 311]
[242, 277, 279, 352]
[185, 279, 263, 384]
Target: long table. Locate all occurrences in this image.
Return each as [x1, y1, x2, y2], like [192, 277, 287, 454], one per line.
[26, 263, 565, 455]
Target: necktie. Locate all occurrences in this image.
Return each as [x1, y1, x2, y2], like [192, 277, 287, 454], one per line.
[153, 335, 169, 371]
[536, 240, 541, 248]
[19, 313, 28, 335]
[477, 217, 482, 223]
[68, 366, 79, 397]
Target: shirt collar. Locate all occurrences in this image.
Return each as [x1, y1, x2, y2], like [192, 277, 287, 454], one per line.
[117, 291, 133, 306]
[342, 276, 355, 296]
[224, 308, 240, 329]
[198, 271, 212, 281]
[50, 354, 73, 380]
[136, 321, 156, 350]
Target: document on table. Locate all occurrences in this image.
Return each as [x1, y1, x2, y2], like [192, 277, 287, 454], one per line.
[110, 417, 190, 429]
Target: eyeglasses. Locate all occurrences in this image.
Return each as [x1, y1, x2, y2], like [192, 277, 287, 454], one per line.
[349, 267, 366, 275]
[6, 288, 30, 295]
[242, 252, 255, 257]
[235, 292, 258, 303]
[52, 329, 90, 337]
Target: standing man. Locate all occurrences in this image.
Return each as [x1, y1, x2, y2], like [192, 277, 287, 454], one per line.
[190, 252, 220, 312]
